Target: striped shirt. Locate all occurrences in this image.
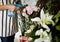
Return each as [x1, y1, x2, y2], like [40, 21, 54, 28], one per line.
[0, 0, 18, 37]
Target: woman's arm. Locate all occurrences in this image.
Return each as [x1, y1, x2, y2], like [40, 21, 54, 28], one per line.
[0, 4, 19, 11]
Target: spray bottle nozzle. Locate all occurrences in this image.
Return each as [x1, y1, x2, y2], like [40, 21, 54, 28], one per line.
[15, 4, 23, 8]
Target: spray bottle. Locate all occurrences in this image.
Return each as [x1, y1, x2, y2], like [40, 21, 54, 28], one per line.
[8, 3, 23, 17]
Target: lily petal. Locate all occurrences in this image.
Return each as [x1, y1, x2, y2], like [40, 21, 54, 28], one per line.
[40, 8, 45, 20]
[31, 17, 40, 22]
[34, 38, 42, 42]
[35, 29, 43, 36]
[41, 23, 50, 32]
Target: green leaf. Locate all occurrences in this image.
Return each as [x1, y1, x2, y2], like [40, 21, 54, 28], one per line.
[54, 11, 60, 18]
[54, 11, 60, 23]
[56, 25, 60, 31]
[55, 18, 59, 23]
[55, 36, 60, 42]
[45, 21, 51, 24]
[30, 25, 35, 30]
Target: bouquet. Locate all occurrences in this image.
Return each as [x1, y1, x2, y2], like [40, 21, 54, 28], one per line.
[20, 5, 55, 42]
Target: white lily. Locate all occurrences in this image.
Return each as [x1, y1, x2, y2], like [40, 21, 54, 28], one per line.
[35, 29, 50, 42]
[31, 18, 50, 32]
[31, 8, 55, 32]
[40, 8, 55, 25]
[35, 29, 43, 36]
[31, 17, 41, 22]
[35, 29, 48, 38]
[31, 8, 54, 24]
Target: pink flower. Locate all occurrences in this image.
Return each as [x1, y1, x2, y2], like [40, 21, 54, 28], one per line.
[30, 6, 35, 10]
[25, 29, 32, 33]
[25, 6, 40, 15]
[33, 7, 40, 11]
[28, 37, 32, 41]
[26, 6, 33, 15]
[23, 8, 26, 12]
[22, 12, 29, 19]
[22, 6, 40, 16]
[27, 10, 33, 15]
[20, 36, 29, 42]
[30, 6, 40, 11]
[20, 36, 32, 42]
[22, 12, 26, 16]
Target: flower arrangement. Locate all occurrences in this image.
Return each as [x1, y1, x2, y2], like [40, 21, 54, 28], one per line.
[31, 8, 55, 42]
[20, 5, 55, 42]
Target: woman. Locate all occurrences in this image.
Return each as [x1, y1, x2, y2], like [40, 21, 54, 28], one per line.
[0, 0, 21, 42]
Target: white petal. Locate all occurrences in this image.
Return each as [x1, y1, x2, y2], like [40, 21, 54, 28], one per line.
[31, 17, 40, 22]
[44, 39, 50, 42]
[25, 29, 32, 33]
[49, 16, 53, 19]
[39, 29, 43, 33]
[40, 8, 45, 19]
[49, 32, 52, 41]
[43, 31, 48, 36]
[45, 13, 53, 21]
[15, 31, 22, 39]
[41, 24, 50, 32]
[34, 38, 42, 42]
[35, 30, 41, 36]
[50, 20, 55, 26]
[35, 29, 43, 36]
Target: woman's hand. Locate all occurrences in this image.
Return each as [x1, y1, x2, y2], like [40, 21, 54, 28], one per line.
[7, 4, 19, 11]
[0, 4, 19, 11]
